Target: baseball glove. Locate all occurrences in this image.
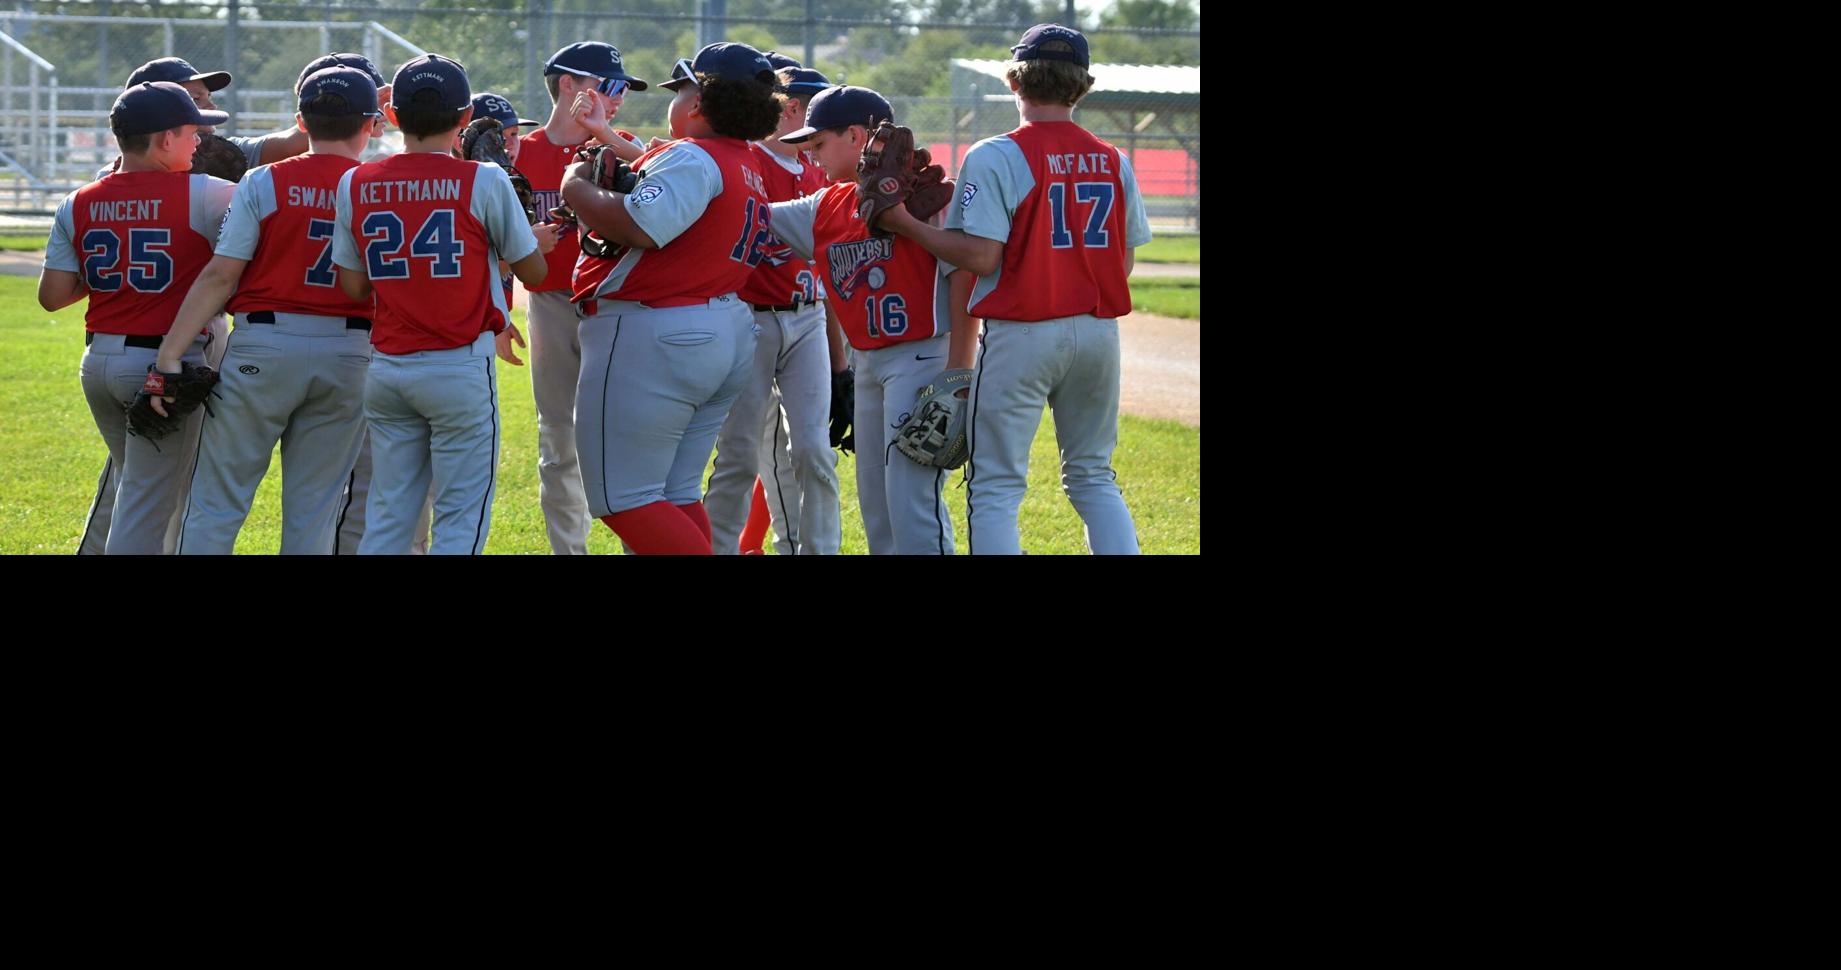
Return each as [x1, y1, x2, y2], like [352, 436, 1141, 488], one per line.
[905, 148, 954, 223]
[191, 133, 249, 183]
[458, 118, 539, 224]
[855, 121, 916, 234]
[893, 368, 974, 469]
[125, 362, 219, 442]
[570, 143, 641, 258]
[830, 368, 856, 454]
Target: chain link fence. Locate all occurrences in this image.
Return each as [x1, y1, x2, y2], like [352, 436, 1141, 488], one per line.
[3, 0, 1198, 228]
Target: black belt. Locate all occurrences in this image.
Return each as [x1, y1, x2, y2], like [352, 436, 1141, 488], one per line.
[246, 310, 372, 331]
[86, 332, 162, 349]
[752, 301, 812, 313]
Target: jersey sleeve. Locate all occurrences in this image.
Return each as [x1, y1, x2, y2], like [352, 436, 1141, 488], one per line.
[213, 168, 276, 260]
[1117, 151, 1153, 249]
[331, 168, 362, 272]
[473, 163, 540, 264]
[227, 129, 291, 168]
[945, 136, 1031, 244]
[622, 142, 722, 248]
[44, 192, 80, 273]
[766, 192, 821, 260]
[190, 175, 237, 249]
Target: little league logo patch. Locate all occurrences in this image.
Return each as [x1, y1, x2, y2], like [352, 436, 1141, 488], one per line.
[960, 182, 978, 207]
[867, 267, 886, 290]
[632, 183, 665, 205]
[878, 177, 902, 195]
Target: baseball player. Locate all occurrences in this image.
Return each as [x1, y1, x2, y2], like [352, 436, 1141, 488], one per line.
[731, 50, 820, 557]
[96, 58, 309, 181]
[283, 53, 434, 555]
[141, 66, 386, 554]
[701, 65, 842, 554]
[875, 24, 1151, 554]
[516, 41, 649, 554]
[39, 82, 236, 554]
[767, 85, 973, 555]
[331, 53, 544, 554]
[560, 42, 784, 554]
[73, 56, 313, 553]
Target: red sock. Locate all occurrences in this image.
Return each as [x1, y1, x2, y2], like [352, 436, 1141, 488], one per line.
[738, 477, 770, 554]
[675, 500, 711, 547]
[600, 502, 710, 555]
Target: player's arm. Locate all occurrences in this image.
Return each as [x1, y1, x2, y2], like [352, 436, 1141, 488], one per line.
[945, 269, 981, 371]
[559, 167, 659, 249]
[337, 266, 372, 302]
[156, 255, 247, 371]
[38, 270, 87, 311]
[38, 195, 87, 310]
[508, 248, 547, 288]
[254, 127, 311, 166]
[825, 302, 848, 374]
[875, 207, 1004, 277]
[330, 171, 372, 301]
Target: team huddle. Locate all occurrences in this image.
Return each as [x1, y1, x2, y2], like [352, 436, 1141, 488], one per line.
[41, 23, 1151, 555]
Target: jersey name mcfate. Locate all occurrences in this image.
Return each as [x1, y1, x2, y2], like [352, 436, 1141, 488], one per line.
[1044, 152, 1113, 175]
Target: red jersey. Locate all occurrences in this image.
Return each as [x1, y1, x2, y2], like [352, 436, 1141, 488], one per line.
[62, 171, 229, 336]
[573, 136, 771, 308]
[807, 182, 949, 351]
[968, 122, 1133, 321]
[338, 153, 530, 354]
[739, 143, 828, 307]
[222, 153, 371, 318]
[518, 126, 638, 293]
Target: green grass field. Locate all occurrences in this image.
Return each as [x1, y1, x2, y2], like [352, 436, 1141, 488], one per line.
[1130, 277, 1200, 319]
[0, 235, 48, 252]
[1135, 235, 1200, 264]
[0, 277, 1200, 554]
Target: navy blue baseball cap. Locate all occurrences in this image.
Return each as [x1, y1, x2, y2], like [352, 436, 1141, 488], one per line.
[112, 81, 230, 136]
[471, 93, 542, 130]
[544, 42, 648, 93]
[660, 42, 777, 92]
[1011, 23, 1090, 68]
[392, 53, 471, 111]
[780, 85, 892, 144]
[126, 56, 231, 92]
[780, 67, 831, 99]
[299, 67, 382, 117]
[298, 52, 386, 92]
[762, 50, 802, 70]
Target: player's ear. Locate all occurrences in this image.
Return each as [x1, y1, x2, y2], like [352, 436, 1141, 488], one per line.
[295, 113, 308, 134]
[383, 103, 401, 127]
[457, 106, 475, 128]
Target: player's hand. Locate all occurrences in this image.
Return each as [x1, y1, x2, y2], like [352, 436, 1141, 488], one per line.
[532, 222, 563, 255]
[571, 91, 610, 132]
[147, 362, 181, 417]
[873, 202, 917, 233]
[496, 323, 526, 366]
[564, 155, 597, 188]
[647, 136, 671, 150]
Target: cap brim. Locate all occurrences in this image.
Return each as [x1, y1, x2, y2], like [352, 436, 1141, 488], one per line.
[786, 84, 830, 97]
[617, 76, 648, 92]
[517, 117, 544, 128]
[196, 108, 231, 126]
[660, 77, 694, 92]
[191, 71, 233, 91]
[780, 126, 820, 144]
